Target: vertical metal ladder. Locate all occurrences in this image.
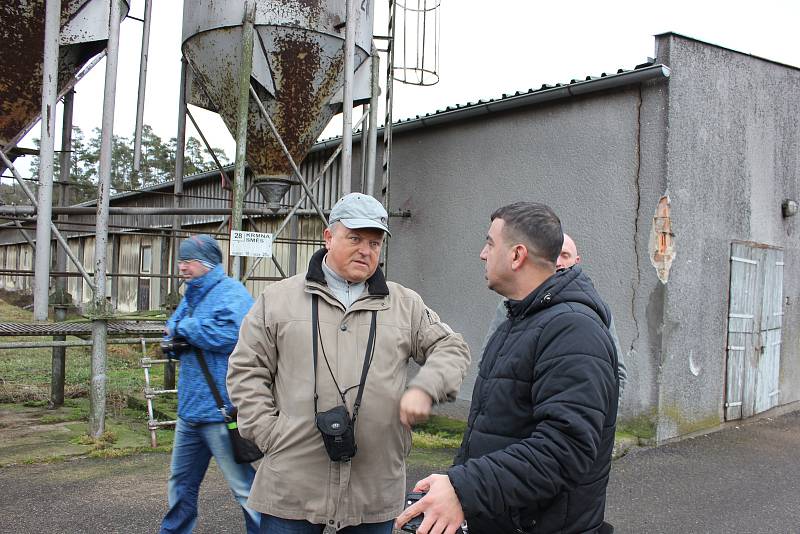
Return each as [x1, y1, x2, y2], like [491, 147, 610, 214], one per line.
[139, 338, 177, 447]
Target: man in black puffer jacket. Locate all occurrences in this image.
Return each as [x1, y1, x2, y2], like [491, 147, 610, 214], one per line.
[396, 202, 618, 534]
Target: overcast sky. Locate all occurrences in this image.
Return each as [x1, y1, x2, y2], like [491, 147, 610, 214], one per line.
[12, 0, 800, 174]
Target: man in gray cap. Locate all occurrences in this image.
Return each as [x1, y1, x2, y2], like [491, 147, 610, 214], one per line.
[228, 193, 471, 534]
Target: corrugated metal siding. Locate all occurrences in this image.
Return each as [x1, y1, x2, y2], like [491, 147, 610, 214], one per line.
[22, 145, 343, 236]
[5, 246, 18, 290]
[117, 235, 139, 313]
[67, 239, 81, 303]
[151, 236, 162, 310]
[19, 244, 32, 291]
[0, 146, 339, 310]
[80, 238, 95, 308]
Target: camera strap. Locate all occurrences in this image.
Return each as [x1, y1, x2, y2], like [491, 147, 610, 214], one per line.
[195, 345, 231, 421]
[311, 294, 377, 424]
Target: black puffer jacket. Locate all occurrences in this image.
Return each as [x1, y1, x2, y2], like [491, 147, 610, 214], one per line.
[449, 266, 618, 534]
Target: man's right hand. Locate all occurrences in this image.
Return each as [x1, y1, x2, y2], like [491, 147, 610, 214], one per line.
[400, 387, 433, 429]
[395, 474, 465, 534]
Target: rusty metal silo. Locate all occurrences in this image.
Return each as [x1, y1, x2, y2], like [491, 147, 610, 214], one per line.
[0, 0, 130, 153]
[181, 0, 374, 199]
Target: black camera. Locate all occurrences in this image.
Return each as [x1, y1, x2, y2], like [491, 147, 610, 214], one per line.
[402, 492, 465, 533]
[401, 492, 427, 533]
[160, 335, 191, 359]
[315, 405, 357, 462]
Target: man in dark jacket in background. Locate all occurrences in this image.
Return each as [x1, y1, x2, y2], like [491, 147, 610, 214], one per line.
[396, 202, 618, 534]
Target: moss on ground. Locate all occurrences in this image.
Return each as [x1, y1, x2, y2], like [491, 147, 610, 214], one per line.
[617, 411, 657, 443]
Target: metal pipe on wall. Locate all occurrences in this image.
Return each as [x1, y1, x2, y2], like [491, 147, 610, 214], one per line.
[340, 0, 357, 194]
[90, 0, 123, 438]
[132, 0, 153, 172]
[230, 0, 256, 280]
[33, 0, 62, 321]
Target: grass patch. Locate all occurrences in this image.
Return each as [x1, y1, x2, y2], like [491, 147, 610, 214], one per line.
[0, 297, 169, 406]
[408, 447, 457, 470]
[412, 415, 466, 449]
[412, 430, 462, 449]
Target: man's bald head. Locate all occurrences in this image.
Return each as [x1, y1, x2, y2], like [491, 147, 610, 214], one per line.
[556, 233, 581, 270]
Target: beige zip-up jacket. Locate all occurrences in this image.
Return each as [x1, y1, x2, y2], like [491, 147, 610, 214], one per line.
[227, 249, 471, 529]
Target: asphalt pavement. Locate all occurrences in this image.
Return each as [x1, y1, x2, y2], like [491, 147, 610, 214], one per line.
[1, 410, 798, 533]
[605, 409, 800, 533]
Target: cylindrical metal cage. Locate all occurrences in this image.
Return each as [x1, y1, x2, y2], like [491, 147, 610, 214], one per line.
[394, 0, 440, 86]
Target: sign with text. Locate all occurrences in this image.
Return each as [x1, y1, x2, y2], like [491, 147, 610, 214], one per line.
[230, 231, 273, 258]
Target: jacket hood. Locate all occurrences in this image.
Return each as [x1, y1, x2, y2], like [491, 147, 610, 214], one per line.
[184, 264, 226, 307]
[305, 247, 390, 296]
[508, 265, 612, 327]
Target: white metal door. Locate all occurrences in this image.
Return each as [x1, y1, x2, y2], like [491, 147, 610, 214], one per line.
[724, 243, 784, 420]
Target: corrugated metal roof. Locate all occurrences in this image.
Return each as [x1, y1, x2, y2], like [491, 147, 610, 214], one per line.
[313, 60, 669, 149]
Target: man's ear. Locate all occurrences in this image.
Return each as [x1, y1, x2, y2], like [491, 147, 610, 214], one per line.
[575, 255, 581, 265]
[323, 227, 333, 250]
[511, 244, 528, 271]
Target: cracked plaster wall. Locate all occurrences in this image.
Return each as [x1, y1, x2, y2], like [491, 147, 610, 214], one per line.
[654, 34, 800, 442]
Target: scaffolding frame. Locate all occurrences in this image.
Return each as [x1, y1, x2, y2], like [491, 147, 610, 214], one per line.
[0, 0, 405, 441]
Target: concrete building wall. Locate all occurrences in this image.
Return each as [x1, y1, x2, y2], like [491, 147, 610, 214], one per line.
[655, 34, 800, 440]
[387, 85, 667, 416]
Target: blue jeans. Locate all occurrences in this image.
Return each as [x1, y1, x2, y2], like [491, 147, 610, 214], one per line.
[159, 418, 260, 534]
[260, 515, 394, 533]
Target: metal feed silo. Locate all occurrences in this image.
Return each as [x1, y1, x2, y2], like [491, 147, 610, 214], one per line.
[182, 0, 374, 193]
[0, 0, 130, 152]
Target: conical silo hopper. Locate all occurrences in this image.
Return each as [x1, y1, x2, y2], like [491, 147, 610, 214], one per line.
[182, 0, 374, 201]
[0, 0, 130, 153]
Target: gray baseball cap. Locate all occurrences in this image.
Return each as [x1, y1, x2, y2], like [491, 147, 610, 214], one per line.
[329, 193, 391, 236]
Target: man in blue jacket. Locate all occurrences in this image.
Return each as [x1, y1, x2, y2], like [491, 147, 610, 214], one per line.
[396, 203, 618, 534]
[159, 234, 259, 534]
